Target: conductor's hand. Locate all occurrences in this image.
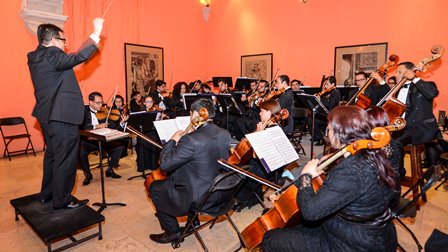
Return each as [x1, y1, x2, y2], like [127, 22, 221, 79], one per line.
[301, 159, 321, 178]
[171, 130, 183, 143]
[93, 18, 105, 37]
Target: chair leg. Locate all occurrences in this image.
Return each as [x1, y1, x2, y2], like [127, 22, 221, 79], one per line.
[225, 213, 245, 251]
[395, 217, 423, 251]
[28, 137, 36, 156]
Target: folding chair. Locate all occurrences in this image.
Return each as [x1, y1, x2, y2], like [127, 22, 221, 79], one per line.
[0, 117, 36, 161]
[172, 171, 245, 252]
[393, 165, 442, 252]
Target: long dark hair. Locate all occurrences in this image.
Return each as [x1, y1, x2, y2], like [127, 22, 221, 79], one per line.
[328, 106, 395, 189]
[173, 82, 187, 97]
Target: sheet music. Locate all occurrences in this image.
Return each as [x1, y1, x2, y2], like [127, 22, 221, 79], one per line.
[265, 127, 299, 164]
[154, 116, 190, 144]
[245, 126, 299, 172]
[90, 128, 129, 141]
[175, 116, 191, 130]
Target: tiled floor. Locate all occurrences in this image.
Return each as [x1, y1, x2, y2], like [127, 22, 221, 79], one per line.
[1, 141, 447, 252]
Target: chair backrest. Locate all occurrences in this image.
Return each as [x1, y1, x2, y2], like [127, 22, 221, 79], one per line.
[0, 117, 26, 126]
[191, 171, 244, 216]
[292, 108, 307, 120]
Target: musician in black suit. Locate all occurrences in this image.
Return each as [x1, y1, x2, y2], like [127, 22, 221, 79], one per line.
[28, 18, 104, 209]
[275, 75, 294, 135]
[149, 99, 231, 244]
[393, 62, 442, 166]
[79, 92, 126, 186]
[348, 71, 390, 106]
[307, 76, 340, 145]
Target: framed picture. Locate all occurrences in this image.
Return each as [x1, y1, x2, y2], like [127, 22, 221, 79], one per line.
[124, 43, 164, 102]
[241, 53, 273, 80]
[334, 42, 388, 86]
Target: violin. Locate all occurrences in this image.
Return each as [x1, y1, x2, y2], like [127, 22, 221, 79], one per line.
[161, 90, 173, 99]
[239, 126, 391, 250]
[346, 54, 400, 109]
[263, 87, 286, 102]
[377, 45, 444, 122]
[147, 104, 163, 112]
[95, 105, 109, 121]
[315, 86, 335, 97]
[229, 109, 289, 165]
[142, 108, 209, 195]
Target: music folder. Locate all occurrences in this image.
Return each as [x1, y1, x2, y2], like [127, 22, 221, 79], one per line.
[245, 126, 299, 173]
[153, 116, 190, 144]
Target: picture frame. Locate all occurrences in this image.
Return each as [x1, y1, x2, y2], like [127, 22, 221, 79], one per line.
[334, 42, 388, 86]
[124, 43, 164, 103]
[241, 53, 273, 81]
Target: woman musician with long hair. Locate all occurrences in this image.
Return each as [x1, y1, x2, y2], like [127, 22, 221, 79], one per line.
[262, 106, 397, 251]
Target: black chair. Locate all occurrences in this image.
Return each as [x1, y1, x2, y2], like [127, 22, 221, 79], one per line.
[289, 107, 307, 156]
[393, 165, 442, 252]
[0, 117, 36, 161]
[435, 152, 448, 191]
[172, 171, 245, 252]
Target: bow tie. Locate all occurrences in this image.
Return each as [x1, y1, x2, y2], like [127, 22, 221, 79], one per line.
[90, 109, 97, 114]
[403, 84, 410, 88]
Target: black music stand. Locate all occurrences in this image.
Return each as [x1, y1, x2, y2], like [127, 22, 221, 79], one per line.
[216, 94, 243, 130]
[297, 94, 329, 159]
[235, 77, 257, 91]
[79, 130, 128, 213]
[126, 111, 158, 181]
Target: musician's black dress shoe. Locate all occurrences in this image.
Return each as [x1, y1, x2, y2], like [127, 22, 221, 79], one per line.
[105, 169, 121, 178]
[83, 173, 93, 186]
[54, 199, 89, 210]
[149, 231, 181, 244]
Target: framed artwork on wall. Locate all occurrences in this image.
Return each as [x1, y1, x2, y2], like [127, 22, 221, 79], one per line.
[124, 43, 164, 103]
[334, 42, 388, 86]
[241, 53, 273, 80]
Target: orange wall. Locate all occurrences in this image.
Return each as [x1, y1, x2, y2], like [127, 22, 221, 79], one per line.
[1, 0, 447, 154]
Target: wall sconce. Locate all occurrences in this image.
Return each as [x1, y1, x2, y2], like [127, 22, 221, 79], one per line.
[200, 0, 210, 22]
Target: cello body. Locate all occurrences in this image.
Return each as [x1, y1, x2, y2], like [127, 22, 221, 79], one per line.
[144, 168, 167, 196]
[240, 176, 324, 251]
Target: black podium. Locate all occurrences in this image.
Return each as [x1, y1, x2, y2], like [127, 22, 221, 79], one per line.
[10, 193, 104, 252]
[296, 94, 329, 159]
[79, 129, 129, 213]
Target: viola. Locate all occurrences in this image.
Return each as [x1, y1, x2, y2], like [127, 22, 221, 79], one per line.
[377, 45, 444, 122]
[229, 109, 289, 165]
[346, 54, 400, 109]
[239, 126, 391, 250]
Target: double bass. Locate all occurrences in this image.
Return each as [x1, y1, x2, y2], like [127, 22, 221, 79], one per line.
[377, 45, 444, 122]
[235, 126, 392, 250]
[346, 54, 400, 109]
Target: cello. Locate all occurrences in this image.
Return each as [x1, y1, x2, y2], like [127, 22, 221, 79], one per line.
[234, 126, 392, 251]
[346, 54, 399, 109]
[141, 108, 209, 194]
[377, 45, 444, 122]
[228, 109, 289, 165]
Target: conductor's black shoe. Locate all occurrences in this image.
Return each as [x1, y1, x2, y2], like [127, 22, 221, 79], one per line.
[149, 231, 181, 244]
[54, 199, 89, 210]
[106, 170, 121, 178]
[83, 173, 93, 186]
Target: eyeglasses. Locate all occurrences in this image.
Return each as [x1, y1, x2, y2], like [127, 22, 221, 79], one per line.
[144, 101, 153, 104]
[355, 78, 366, 83]
[55, 37, 67, 43]
[92, 101, 103, 105]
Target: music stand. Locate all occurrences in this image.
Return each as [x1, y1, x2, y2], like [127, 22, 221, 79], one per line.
[234, 77, 257, 91]
[216, 94, 243, 130]
[297, 94, 329, 159]
[212, 77, 233, 88]
[182, 93, 198, 110]
[126, 111, 158, 180]
[79, 130, 129, 213]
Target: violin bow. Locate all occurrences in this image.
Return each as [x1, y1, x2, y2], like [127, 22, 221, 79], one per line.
[106, 84, 119, 123]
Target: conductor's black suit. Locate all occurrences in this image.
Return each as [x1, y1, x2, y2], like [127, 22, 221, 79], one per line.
[28, 38, 98, 207]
